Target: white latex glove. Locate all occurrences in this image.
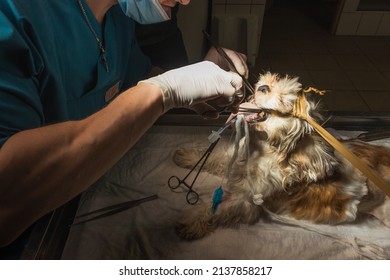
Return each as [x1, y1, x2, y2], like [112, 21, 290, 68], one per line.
[139, 61, 244, 118]
[204, 47, 249, 79]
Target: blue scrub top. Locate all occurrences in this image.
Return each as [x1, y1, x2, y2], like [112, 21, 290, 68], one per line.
[0, 0, 152, 147]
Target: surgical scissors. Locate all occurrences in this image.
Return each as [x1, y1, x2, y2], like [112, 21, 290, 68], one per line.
[168, 138, 221, 205]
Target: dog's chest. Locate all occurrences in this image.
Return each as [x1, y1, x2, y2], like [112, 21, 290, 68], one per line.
[245, 147, 284, 194]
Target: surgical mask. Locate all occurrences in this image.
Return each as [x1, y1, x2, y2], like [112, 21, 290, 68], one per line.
[117, 0, 171, 24]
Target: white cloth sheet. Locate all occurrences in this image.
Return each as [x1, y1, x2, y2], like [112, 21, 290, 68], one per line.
[61, 125, 390, 260]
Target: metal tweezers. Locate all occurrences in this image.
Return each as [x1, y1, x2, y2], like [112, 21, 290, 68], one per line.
[71, 194, 158, 225]
[354, 130, 390, 142]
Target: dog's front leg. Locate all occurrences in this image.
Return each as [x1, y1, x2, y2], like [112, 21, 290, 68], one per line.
[213, 193, 263, 226]
[175, 202, 216, 240]
[173, 144, 230, 177]
[175, 190, 262, 240]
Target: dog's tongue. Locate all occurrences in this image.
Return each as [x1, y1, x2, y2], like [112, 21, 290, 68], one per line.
[238, 102, 264, 122]
[225, 103, 264, 124]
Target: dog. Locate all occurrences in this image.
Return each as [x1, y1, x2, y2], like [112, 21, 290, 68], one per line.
[173, 72, 390, 240]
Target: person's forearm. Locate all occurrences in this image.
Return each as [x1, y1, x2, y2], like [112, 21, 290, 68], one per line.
[0, 83, 163, 246]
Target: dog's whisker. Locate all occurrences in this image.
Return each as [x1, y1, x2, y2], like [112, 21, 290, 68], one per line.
[320, 114, 333, 127]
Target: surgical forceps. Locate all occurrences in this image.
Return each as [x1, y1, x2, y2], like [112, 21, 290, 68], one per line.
[168, 138, 221, 205]
[203, 30, 255, 95]
[168, 116, 238, 204]
[71, 194, 158, 225]
[202, 31, 255, 116]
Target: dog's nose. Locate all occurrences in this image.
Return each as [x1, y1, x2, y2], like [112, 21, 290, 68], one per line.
[257, 85, 270, 93]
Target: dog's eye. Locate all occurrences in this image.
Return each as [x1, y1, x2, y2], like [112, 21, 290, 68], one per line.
[257, 85, 269, 93]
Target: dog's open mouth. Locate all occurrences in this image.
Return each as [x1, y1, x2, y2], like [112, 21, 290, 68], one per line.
[238, 102, 268, 123]
[245, 111, 268, 123]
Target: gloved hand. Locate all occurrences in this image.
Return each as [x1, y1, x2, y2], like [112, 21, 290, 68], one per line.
[139, 61, 244, 118]
[204, 47, 249, 79]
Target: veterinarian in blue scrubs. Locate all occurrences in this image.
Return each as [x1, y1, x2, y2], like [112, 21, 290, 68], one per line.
[0, 0, 248, 250]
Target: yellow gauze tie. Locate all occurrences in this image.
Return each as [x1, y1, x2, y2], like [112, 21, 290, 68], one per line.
[293, 88, 390, 198]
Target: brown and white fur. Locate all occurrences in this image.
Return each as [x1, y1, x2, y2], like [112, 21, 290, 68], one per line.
[173, 72, 390, 240]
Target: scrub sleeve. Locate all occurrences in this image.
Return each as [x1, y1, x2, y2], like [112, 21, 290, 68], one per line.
[0, 0, 152, 147]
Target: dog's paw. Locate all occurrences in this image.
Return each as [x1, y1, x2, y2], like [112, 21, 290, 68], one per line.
[175, 218, 214, 240]
[173, 148, 205, 169]
[175, 207, 215, 240]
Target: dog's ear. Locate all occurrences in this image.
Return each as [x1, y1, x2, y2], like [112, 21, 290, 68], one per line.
[305, 91, 326, 124]
[269, 117, 312, 163]
[280, 136, 339, 185]
[274, 92, 324, 161]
